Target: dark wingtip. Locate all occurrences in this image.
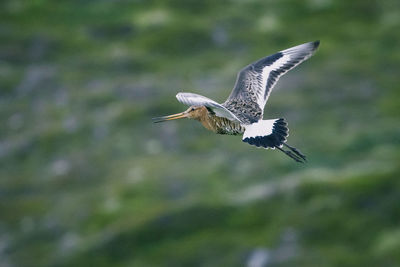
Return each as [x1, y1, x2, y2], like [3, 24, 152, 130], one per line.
[313, 40, 320, 49]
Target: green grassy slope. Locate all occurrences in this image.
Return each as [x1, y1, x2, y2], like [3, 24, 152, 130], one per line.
[1, 0, 399, 266]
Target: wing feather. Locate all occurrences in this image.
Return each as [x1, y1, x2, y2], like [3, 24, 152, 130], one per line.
[226, 41, 320, 112]
[176, 92, 242, 122]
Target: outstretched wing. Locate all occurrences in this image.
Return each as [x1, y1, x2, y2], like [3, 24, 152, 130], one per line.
[225, 41, 319, 112]
[176, 92, 242, 122]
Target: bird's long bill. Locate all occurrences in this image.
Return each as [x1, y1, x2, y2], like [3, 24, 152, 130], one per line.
[152, 111, 188, 123]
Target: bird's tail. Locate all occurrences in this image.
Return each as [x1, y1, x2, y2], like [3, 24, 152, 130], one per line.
[242, 118, 306, 163]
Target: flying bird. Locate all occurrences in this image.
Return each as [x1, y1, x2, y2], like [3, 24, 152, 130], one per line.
[153, 41, 320, 163]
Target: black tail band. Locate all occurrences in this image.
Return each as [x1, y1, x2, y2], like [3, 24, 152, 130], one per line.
[242, 118, 289, 149]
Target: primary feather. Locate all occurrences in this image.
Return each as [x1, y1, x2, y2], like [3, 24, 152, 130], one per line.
[224, 41, 320, 121]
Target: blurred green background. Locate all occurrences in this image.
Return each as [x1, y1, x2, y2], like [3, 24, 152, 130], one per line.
[1, 0, 400, 266]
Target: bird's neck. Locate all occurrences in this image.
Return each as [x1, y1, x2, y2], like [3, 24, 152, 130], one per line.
[197, 112, 218, 133]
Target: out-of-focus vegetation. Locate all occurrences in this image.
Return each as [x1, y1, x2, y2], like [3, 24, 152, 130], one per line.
[1, 0, 400, 266]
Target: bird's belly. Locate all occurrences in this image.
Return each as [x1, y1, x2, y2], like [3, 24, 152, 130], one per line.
[199, 114, 245, 135]
[216, 125, 245, 135]
[212, 118, 245, 135]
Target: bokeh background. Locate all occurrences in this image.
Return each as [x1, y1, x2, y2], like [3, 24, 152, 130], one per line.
[1, 0, 400, 266]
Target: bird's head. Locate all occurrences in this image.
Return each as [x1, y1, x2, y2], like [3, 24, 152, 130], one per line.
[153, 106, 207, 123]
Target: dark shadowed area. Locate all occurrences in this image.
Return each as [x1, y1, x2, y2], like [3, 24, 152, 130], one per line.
[1, 0, 400, 266]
